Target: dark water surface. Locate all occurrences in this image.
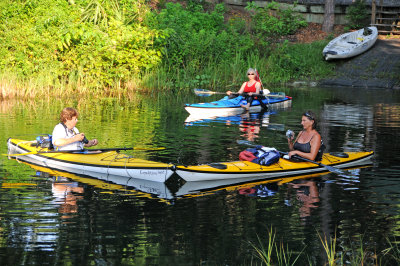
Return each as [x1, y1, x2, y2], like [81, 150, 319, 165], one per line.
[0, 87, 399, 265]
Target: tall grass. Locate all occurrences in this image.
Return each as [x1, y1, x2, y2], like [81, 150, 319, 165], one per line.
[0, 40, 333, 100]
[249, 227, 302, 266]
[318, 230, 340, 266]
[250, 229, 400, 265]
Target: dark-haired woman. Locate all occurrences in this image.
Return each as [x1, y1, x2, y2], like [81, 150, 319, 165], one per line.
[287, 111, 322, 161]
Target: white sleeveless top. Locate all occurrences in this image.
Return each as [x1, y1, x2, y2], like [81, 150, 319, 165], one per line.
[52, 123, 83, 151]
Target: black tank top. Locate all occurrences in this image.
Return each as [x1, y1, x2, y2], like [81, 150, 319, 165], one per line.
[293, 131, 325, 161]
[293, 141, 311, 153]
[294, 131, 313, 153]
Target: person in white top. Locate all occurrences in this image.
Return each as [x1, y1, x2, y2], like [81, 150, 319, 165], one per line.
[52, 107, 98, 151]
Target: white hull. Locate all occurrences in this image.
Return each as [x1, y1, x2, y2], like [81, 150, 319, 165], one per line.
[175, 155, 373, 182]
[185, 98, 292, 117]
[323, 27, 378, 60]
[8, 142, 174, 182]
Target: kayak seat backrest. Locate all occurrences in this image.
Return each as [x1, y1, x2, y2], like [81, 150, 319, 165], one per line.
[363, 27, 372, 36]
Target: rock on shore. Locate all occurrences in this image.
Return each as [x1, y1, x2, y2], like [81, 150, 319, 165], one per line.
[319, 39, 400, 89]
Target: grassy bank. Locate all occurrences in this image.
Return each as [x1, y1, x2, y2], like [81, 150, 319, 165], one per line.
[0, 0, 334, 99]
[0, 39, 333, 99]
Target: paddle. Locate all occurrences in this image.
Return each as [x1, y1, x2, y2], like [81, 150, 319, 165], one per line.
[5, 146, 166, 157]
[194, 88, 286, 98]
[279, 151, 344, 175]
[236, 140, 345, 175]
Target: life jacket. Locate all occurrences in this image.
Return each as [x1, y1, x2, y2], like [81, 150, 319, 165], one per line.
[239, 145, 280, 166]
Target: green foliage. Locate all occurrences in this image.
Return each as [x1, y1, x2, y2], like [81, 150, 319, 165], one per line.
[265, 40, 334, 84]
[0, 0, 165, 88]
[147, 3, 253, 70]
[249, 227, 303, 266]
[0, 0, 334, 96]
[246, 1, 307, 41]
[346, 0, 369, 29]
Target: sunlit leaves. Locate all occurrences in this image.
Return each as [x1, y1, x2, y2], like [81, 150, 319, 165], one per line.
[0, 0, 165, 88]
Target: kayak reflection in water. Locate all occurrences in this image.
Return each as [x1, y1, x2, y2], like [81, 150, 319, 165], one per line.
[52, 107, 98, 151]
[238, 183, 278, 197]
[226, 68, 262, 110]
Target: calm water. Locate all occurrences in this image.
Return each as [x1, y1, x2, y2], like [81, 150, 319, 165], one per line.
[0, 87, 400, 265]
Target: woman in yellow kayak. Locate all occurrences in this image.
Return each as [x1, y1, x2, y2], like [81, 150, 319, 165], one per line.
[52, 107, 98, 151]
[287, 111, 324, 161]
[226, 68, 262, 110]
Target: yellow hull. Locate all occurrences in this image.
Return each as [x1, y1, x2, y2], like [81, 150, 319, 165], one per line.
[175, 151, 374, 182]
[7, 138, 174, 182]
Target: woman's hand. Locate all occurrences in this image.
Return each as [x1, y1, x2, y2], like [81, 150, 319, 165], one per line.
[86, 139, 98, 147]
[226, 90, 232, 95]
[288, 150, 298, 158]
[74, 133, 85, 142]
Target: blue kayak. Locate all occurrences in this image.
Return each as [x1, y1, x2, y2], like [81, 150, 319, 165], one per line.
[185, 93, 292, 117]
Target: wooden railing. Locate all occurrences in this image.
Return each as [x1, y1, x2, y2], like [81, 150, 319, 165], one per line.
[371, 0, 400, 35]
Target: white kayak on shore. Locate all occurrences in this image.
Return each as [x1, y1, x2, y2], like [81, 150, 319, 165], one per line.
[323, 26, 378, 60]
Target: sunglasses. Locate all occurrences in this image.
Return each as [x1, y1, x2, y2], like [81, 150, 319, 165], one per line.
[247, 73, 255, 75]
[304, 112, 314, 120]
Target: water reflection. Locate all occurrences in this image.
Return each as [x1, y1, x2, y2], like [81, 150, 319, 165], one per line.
[287, 180, 320, 219]
[1, 88, 400, 264]
[53, 178, 83, 218]
[185, 110, 285, 141]
[27, 162, 174, 202]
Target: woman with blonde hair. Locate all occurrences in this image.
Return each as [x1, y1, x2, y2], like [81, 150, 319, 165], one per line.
[226, 68, 263, 110]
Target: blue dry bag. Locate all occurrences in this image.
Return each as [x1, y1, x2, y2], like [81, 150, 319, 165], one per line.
[244, 145, 280, 166]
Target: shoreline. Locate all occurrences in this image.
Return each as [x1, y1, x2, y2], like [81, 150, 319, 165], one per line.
[319, 38, 400, 89]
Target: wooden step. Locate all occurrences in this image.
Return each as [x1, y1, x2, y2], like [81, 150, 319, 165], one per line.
[377, 30, 400, 34]
[371, 23, 400, 28]
[376, 18, 400, 21]
[376, 11, 400, 15]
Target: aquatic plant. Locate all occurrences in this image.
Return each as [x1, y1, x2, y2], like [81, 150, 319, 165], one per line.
[249, 227, 302, 266]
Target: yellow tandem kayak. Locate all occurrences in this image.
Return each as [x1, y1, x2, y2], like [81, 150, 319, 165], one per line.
[7, 138, 174, 182]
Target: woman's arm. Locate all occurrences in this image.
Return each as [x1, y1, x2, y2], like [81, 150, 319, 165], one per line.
[254, 81, 261, 94]
[53, 133, 85, 147]
[288, 131, 300, 151]
[289, 132, 321, 160]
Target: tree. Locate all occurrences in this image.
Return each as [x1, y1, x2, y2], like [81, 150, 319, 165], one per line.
[322, 0, 335, 32]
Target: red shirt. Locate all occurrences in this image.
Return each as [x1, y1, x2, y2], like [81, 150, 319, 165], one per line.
[244, 82, 258, 93]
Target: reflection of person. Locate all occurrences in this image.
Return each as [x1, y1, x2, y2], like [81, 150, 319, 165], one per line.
[52, 177, 84, 218]
[287, 111, 322, 161]
[239, 113, 260, 142]
[52, 107, 98, 151]
[226, 68, 262, 110]
[289, 180, 320, 218]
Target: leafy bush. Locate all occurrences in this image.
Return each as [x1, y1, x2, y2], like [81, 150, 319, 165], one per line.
[0, 0, 165, 88]
[265, 40, 334, 84]
[346, 0, 369, 29]
[246, 1, 307, 39]
[147, 3, 254, 70]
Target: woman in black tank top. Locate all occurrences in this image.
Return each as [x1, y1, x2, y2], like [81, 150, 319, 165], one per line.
[287, 111, 322, 161]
